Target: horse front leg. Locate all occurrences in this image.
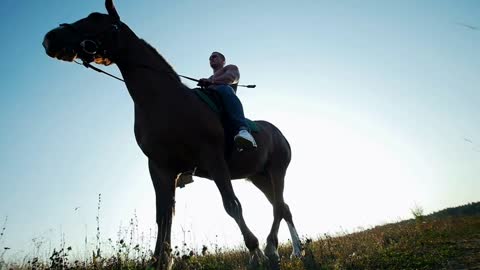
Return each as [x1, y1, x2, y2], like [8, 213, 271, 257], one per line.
[148, 159, 176, 270]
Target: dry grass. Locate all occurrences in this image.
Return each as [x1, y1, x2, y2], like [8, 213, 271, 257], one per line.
[1, 200, 479, 270]
[1, 215, 478, 270]
[278, 216, 480, 270]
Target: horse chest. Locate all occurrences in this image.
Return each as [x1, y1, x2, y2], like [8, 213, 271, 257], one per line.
[134, 128, 164, 157]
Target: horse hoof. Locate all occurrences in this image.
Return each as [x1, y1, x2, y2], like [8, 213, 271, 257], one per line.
[290, 249, 303, 259]
[176, 173, 194, 188]
[149, 255, 174, 270]
[264, 245, 280, 270]
[267, 258, 280, 270]
[248, 248, 269, 270]
[157, 259, 173, 270]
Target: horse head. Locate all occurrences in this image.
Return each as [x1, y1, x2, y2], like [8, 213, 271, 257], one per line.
[42, 0, 121, 65]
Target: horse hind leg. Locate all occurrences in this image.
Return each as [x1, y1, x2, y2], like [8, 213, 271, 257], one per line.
[283, 203, 302, 257]
[250, 169, 302, 266]
[250, 173, 281, 269]
[275, 179, 302, 258]
[269, 164, 302, 258]
[206, 155, 268, 268]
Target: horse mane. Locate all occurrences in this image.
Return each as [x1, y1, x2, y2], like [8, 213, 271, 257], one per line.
[139, 39, 182, 84]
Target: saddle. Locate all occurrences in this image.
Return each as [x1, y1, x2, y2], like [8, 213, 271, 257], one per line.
[193, 88, 259, 133]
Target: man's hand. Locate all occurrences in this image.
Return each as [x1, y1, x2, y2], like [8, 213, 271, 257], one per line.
[197, 78, 212, 87]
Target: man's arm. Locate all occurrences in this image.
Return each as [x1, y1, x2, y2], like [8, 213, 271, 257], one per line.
[211, 65, 240, 85]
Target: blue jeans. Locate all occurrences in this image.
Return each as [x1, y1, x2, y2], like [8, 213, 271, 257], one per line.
[212, 85, 248, 133]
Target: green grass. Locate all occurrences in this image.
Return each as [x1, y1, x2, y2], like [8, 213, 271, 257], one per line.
[2, 206, 479, 269]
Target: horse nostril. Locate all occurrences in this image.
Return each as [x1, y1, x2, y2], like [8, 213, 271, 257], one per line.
[42, 36, 51, 51]
[43, 36, 59, 58]
[43, 29, 63, 57]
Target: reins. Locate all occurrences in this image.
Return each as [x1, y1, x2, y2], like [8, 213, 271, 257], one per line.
[75, 60, 256, 88]
[75, 60, 125, 82]
[177, 74, 256, 88]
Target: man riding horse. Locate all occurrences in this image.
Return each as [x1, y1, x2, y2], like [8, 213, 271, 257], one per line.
[198, 51, 257, 150]
[42, 1, 301, 269]
[177, 51, 257, 188]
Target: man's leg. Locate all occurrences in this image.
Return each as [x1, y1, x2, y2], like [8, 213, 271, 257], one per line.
[214, 85, 257, 149]
[214, 85, 248, 130]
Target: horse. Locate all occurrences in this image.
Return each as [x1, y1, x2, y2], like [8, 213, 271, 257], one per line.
[42, 1, 301, 269]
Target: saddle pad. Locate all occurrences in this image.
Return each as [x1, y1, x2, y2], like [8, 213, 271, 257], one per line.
[194, 89, 259, 133]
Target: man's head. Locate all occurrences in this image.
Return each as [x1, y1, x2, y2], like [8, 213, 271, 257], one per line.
[209, 51, 225, 70]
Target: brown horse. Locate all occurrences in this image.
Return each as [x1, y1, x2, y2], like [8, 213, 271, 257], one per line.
[42, 1, 301, 269]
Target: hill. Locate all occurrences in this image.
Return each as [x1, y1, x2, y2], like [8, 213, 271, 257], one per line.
[427, 201, 480, 219]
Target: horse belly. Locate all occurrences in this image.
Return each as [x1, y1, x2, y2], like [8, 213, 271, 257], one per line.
[228, 150, 268, 179]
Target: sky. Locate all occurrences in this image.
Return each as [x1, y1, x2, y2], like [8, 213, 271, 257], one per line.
[0, 0, 479, 260]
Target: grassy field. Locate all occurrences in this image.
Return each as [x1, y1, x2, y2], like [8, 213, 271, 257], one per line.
[1, 203, 479, 270]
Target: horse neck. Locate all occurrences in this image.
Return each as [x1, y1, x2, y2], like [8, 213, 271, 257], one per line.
[114, 27, 185, 112]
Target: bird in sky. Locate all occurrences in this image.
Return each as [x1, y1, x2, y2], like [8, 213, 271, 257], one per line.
[456, 22, 479, 31]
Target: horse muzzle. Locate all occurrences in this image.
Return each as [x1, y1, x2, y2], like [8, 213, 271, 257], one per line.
[43, 29, 78, 62]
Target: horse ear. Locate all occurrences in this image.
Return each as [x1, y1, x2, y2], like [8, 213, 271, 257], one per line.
[105, 0, 120, 21]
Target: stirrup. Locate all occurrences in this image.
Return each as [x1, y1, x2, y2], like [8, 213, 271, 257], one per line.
[176, 173, 194, 188]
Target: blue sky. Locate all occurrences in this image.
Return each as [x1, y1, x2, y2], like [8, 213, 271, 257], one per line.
[0, 0, 479, 259]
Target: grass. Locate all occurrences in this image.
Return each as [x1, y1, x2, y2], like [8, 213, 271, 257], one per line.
[284, 216, 480, 270]
[1, 204, 479, 270]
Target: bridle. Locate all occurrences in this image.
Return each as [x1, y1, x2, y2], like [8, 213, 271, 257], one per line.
[59, 17, 121, 64]
[57, 18, 125, 81]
